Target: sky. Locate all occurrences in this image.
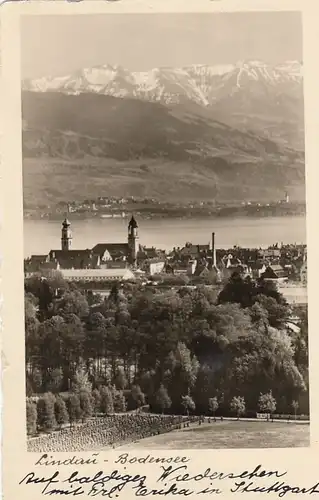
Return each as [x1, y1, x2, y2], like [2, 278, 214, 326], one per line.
[21, 12, 302, 79]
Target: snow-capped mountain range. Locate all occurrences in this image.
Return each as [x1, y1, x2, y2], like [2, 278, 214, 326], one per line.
[22, 60, 305, 205]
[22, 60, 302, 107]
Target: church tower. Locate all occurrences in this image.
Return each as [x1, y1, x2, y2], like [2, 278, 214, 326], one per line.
[61, 218, 72, 251]
[128, 215, 139, 264]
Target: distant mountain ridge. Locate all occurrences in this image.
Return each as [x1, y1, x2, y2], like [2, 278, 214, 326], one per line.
[21, 91, 303, 162]
[22, 60, 304, 150]
[22, 60, 302, 106]
[21, 60, 305, 207]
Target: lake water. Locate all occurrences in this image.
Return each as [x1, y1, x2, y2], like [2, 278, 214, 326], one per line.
[23, 215, 306, 258]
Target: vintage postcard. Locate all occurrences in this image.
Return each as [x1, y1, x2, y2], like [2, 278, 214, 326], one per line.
[1, 0, 319, 498]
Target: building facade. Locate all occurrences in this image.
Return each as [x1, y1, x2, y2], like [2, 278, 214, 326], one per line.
[24, 215, 140, 279]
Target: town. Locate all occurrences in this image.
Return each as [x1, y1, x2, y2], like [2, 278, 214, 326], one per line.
[25, 213, 309, 453]
[24, 215, 307, 306]
[20, 8, 309, 457]
[24, 193, 306, 221]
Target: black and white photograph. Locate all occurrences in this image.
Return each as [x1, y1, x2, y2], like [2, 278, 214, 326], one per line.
[21, 10, 309, 452]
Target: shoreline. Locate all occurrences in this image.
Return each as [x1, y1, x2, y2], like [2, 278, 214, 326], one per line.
[23, 212, 307, 223]
[23, 212, 307, 257]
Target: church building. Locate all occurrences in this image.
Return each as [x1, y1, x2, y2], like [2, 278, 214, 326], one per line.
[24, 215, 141, 276]
[91, 215, 139, 266]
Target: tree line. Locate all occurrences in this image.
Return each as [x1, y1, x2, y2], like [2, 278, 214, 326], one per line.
[26, 368, 127, 435]
[25, 271, 309, 420]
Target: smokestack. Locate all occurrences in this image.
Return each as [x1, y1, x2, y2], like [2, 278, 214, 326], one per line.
[212, 232, 216, 267]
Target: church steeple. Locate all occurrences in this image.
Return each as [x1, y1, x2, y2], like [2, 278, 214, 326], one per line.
[128, 215, 139, 264]
[61, 217, 72, 251]
[128, 215, 138, 230]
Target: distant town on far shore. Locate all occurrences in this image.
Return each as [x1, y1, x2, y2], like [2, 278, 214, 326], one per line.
[24, 191, 306, 221]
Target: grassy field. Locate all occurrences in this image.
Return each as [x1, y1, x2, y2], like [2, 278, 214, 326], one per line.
[117, 420, 309, 449]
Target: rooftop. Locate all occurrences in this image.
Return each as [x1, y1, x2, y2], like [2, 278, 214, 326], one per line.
[92, 243, 129, 256]
[60, 268, 135, 279]
[50, 249, 92, 257]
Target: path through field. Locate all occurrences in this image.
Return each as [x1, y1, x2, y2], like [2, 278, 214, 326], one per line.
[116, 420, 309, 449]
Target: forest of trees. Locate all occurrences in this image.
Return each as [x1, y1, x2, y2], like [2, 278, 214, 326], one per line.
[25, 271, 309, 425]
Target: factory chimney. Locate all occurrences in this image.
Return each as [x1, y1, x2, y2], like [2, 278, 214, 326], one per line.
[212, 232, 217, 267]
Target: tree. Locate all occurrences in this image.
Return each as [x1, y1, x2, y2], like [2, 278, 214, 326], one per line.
[218, 273, 287, 310]
[25, 292, 38, 318]
[131, 385, 146, 412]
[35, 314, 85, 391]
[181, 395, 195, 417]
[72, 366, 92, 394]
[168, 343, 199, 407]
[114, 367, 128, 390]
[26, 401, 38, 436]
[47, 368, 63, 393]
[250, 302, 269, 328]
[67, 393, 82, 425]
[223, 325, 306, 413]
[84, 311, 108, 381]
[193, 364, 215, 413]
[54, 289, 89, 319]
[91, 388, 102, 415]
[29, 368, 43, 394]
[230, 396, 246, 420]
[24, 272, 308, 420]
[79, 391, 93, 421]
[114, 391, 127, 413]
[176, 342, 199, 390]
[25, 293, 40, 374]
[155, 385, 172, 414]
[292, 400, 299, 421]
[208, 397, 219, 419]
[60, 315, 86, 382]
[258, 391, 277, 420]
[100, 386, 114, 415]
[218, 274, 257, 308]
[254, 295, 289, 329]
[108, 283, 122, 306]
[256, 278, 286, 305]
[37, 392, 57, 431]
[54, 396, 69, 428]
[25, 276, 54, 320]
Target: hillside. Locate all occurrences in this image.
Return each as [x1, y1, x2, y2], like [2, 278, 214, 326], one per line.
[21, 90, 305, 208]
[22, 61, 304, 150]
[22, 91, 303, 161]
[21, 60, 305, 208]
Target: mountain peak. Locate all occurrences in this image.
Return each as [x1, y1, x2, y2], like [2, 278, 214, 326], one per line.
[22, 60, 303, 107]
